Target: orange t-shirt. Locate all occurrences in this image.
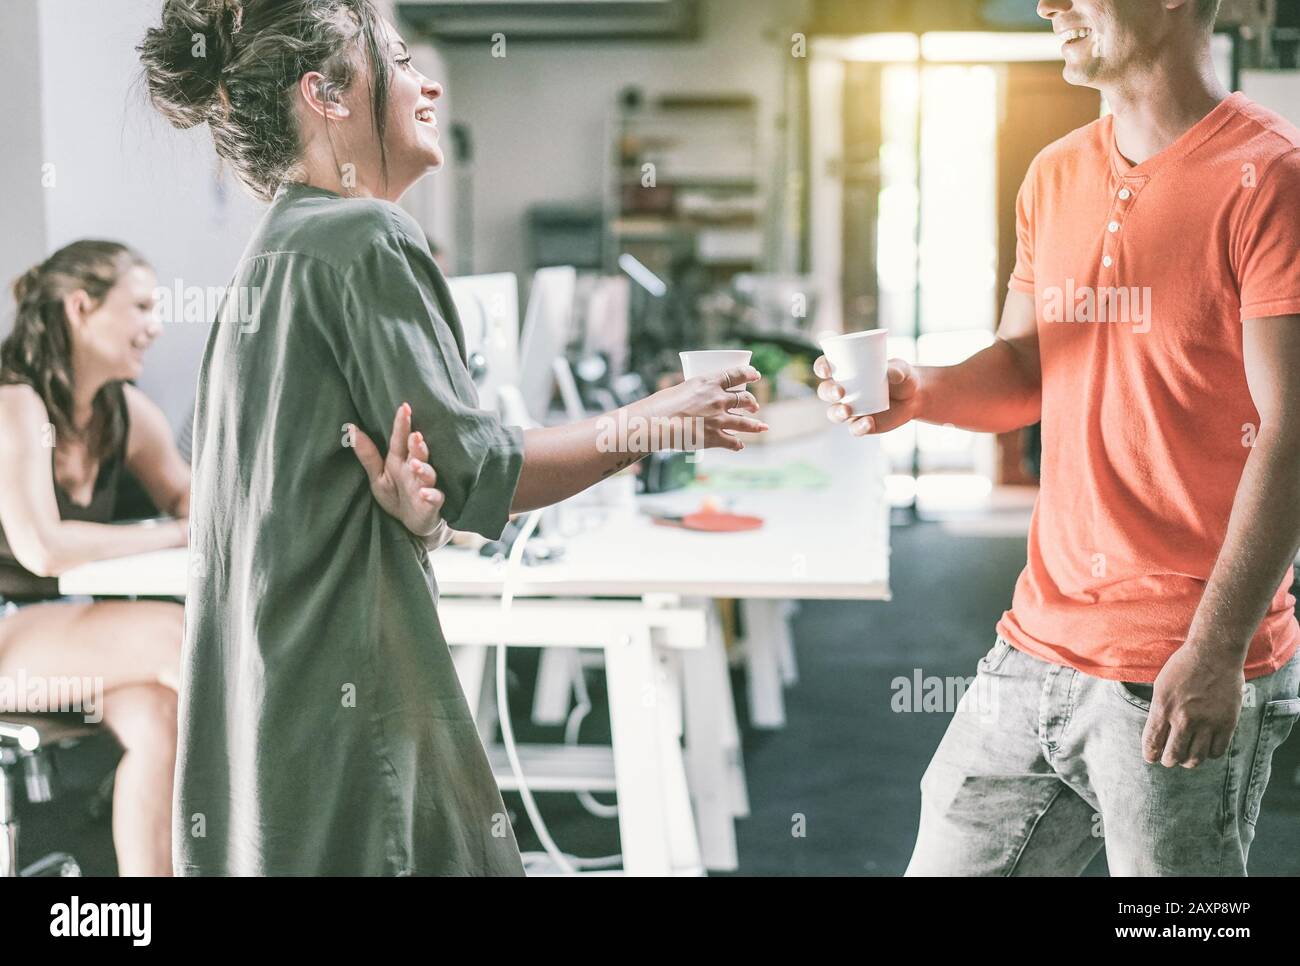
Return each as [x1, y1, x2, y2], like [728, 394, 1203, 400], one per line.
[996, 92, 1300, 683]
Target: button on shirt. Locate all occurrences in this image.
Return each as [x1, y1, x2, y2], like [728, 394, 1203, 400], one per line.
[997, 92, 1300, 682]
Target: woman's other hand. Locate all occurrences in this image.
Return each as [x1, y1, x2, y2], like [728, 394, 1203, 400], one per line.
[347, 403, 446, 537]
[649, 365, 769, 452]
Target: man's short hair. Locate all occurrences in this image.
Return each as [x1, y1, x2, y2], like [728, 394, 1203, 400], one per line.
[1198, 0, 1222, 26]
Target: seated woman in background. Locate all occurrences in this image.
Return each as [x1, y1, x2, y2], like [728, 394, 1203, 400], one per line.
[0, 240, 191, 875]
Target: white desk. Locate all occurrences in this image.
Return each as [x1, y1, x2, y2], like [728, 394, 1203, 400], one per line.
[60, 425, 891, 874]
[436, 428, 890, 601]
[59, 427, 891, 601]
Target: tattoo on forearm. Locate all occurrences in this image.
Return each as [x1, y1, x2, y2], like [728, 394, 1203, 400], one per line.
[599, 453, 646, 479]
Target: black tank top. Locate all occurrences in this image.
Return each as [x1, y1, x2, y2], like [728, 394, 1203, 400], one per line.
[0, 382, 130, 601]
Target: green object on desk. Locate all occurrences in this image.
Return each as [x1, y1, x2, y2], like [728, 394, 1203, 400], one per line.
[687, 460, 830, 490]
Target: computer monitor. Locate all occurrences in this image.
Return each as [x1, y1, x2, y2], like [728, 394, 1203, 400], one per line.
[446, 272, 520, 414]
[581, 274, 631, 378]
[517, 266, 577, 423]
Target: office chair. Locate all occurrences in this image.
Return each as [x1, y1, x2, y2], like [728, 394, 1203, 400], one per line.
[0, 713, 99, 876]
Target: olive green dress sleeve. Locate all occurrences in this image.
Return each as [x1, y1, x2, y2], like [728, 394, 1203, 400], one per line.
[328, 216, 524, 539]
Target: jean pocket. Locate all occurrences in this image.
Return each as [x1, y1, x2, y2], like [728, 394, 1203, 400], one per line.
[978, 638, 1014, 674]
[1111, 678, 1155, 713]
[1244, 696, 1300, 827]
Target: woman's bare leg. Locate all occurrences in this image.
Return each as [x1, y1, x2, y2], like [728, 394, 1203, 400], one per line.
[0, 599, 182, 874]
[100, 683, 177, 875]
[0, 599, 182, 692]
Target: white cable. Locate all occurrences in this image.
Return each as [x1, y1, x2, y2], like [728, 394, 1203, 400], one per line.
[496, 507, 576, 874]
[496, 509, 623, 873]
[565, 666, 619, 820]
[496, 514, 618, 878]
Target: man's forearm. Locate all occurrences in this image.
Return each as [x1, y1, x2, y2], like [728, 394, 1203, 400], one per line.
[1186, 429, 1300, 663]
[915, 337, 1042, 434]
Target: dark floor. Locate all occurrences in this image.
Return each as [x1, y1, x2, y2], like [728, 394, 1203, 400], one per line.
[15, 521, 1300, 875]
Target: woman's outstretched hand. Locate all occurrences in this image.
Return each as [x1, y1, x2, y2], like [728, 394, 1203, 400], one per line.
[347, 402, 447, 538]
[649, 365, 769, 451]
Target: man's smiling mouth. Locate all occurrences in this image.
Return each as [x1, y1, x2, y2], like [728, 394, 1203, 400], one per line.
[1059, 26, 1094, 48]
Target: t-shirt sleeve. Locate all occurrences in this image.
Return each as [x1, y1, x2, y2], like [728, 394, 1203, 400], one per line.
[1008, 159, 1038, 295]
[331, 214, 524, 540]
[1236, 147, 1300, 322]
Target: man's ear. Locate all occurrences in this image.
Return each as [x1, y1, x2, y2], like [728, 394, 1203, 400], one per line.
[299, 71, 351, 120]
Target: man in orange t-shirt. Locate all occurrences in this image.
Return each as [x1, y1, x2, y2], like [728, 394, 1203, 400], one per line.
[819, 0, 1300, 875]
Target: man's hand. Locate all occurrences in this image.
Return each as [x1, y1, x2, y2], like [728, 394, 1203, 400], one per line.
[347, 402, 446, 538]
[1143, 643, 1245, 768]
[815, 356, 923, 436]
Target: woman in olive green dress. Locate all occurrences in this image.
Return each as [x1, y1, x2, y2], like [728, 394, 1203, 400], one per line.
[139, 0, 766, 875]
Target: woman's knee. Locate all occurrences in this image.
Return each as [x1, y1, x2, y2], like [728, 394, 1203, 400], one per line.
[91, 599, 184, 690]
[153, 602, 184, 690]
[125, 599, 184, 651]
[104, 685, 179, 758]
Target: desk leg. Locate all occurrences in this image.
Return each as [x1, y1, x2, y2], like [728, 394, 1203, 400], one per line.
[450, 644, 488, 721]
[680, 630, 742, 872]
[743, 599, 786, 730]
[711, 603, 751, 820]
[657, 650, 703, 876]
[476, 649, 500, 748]
[604, 627, 674, 876]
[778, 600, 800, 687]
[532, 648, 577, 725]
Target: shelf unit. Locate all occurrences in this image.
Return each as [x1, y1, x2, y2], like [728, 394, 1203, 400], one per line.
[603, 93, 768, 280]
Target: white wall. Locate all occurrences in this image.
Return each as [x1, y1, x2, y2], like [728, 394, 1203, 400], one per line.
[0, 0, 50, 316]
[439, 0, 809, 278]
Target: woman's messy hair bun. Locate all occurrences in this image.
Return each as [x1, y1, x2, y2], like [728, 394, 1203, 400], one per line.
[138, 0, 246, 130]
[11, 264, 44, 306]
[137, 0, 393, 201]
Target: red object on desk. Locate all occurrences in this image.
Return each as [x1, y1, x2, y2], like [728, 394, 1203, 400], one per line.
[680, 511, 763, 533]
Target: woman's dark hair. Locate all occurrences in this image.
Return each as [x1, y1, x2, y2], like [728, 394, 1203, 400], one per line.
[1, 241, 148, 462]
[137, 0, 392, 201]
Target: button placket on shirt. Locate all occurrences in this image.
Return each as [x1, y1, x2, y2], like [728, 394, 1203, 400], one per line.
[1101, 178, 1144, 279]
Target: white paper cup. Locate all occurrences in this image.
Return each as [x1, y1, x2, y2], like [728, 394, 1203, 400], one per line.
[679, 349, 753, 393]
[680, 349, 752, 460]
[818, 329, 889, 415]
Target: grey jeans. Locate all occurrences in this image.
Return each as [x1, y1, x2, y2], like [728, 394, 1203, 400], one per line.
[905, 635, 1300, 876]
